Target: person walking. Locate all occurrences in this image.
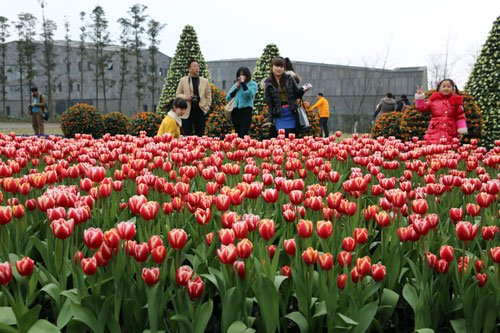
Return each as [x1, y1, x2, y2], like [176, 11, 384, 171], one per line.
[396, 94, 410, 112]
[226, 67, 257, 138]
[29, 86, 47, 135]
[263, 57, 312, 137]
[309, 92, 330, 137]
[175, 60, 212, 136]
[373, 92, 396, 121]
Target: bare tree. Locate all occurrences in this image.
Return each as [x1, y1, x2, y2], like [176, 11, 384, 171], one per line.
[15, 13, 37, 118]
[117, 17, 130, 113]
[64, 17, 72, 109]
[0, 17, 10, 117]
[89, 5, 111, 113]
[39, 0, 57, 117]
[426, 33, 458, 88]
[147, 19, 165, 110]
[78, 12, 86, 100]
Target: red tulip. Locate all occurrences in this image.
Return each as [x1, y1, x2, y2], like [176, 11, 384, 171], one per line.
[217, 244, 237, 264]
[458, 256, 469, 274]
[194, 207, 212, 226]
[262, 189, 278, 203]
[87, 166, 106, 182]
[205, 232, 214, 246]
[425, 214, 439, 229]
[489, 247, 500, 263]
[318, 252, 334, 271]
[475, 259, 485, 272]
[133, 243, 149, 262]
[302, 247, 318, 266]
[233, 261, 246, 279]
[79, 178, 94, 192]
[168, 228, 188, 250]
[221, 211, 240, 228]
[151, 245, 167, 263]
[426, 252, 438, 268]
[235, 237, 253, 259]
[83, 227, 104, 250]
[15, 257, 34, 277]
[128, 195, 147, 215]
[481, 226, 499, 241]
[476, 192, 493, 208]
[139, 201, 159, 221]
[232, 221, 248, 239]
[337, 251, 352, 267]
[337, 273, 347, 289]
[147, 235, 163, 251]
[412, 218, 431, 236]
[0, 206, 12, 225]
[449, 208, 463, 222]
[284, 239, 296, 256]
[74, 251, 84, 264]
[375, 211, 391, 227]
[411, 199, 428, 214]
[466, 203, 480, 217]
[371, 263, 386, 282]
[218, 229, 235, 246]
[455, 221, 478, 242]
[187, 276, 205, 299]
[103, 228, 121, 248]
[280, 265, 292, 277]
[439, 245, 454, 262]
[297, 219, 313, 238]
[11, 204, 25, 219]
[356, 256, 371, 276]
[258, 219, 275, 241]
[81, 257, 97, 275]
[435, 259, 449, 274]
[116, 221, 136, 240]
[354, 228, 368, 244]
[342, 237, 357, 251]
[142, 267, 160, 286]
[316, 220, 333, 239]
[476, 273, 487, 287]
[50, 218, 75, 239]
[176, 266, 194, 286]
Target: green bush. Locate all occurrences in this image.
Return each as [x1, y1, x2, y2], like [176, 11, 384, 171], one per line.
[205, 84, 233, 138]
[103, 112, 131, 136]
[129, 112, 163, 137]
[60, 103, 105, 138]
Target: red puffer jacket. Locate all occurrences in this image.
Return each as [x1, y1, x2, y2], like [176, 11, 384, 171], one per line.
[415, 92, 467, 144]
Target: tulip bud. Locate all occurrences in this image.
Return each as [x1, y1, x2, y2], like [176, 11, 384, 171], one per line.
[83, 227, 104, 250]
[116, 221, 136, 240]
[236, 239, 253, 259]
[318, 253, 334, 271]
[280, 265, 292, 277]
[301, 247, 318, 266]
[297, 219, 313, 238]
[337, 251, 352, 267]
[15, 257, 34, 277]
[187, 276, 205, 300]
[142, 267, 160, 286]
[217, 244, 237, 265]
[176, 266, 194, 286]
[342, 237, 356, 252]
[371, 263, 386, 282]
[337, 273, 347, 289]
[81, 257, 97, 275]
[233, 261, 246, 280]
[168, 228, 188, 250]
[439, 245, 454, 262]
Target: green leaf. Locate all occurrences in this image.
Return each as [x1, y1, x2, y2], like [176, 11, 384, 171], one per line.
[284, 311, 308, 333]
[221, 288, 242, 333]
[27, 319, 60, 333]
[377, 288, 399, 320]
[69, 303, 98, 333]
[0, 323, 18, 333]
[312, 301, 327, 318]
[414, 329, 435, 333]
[0, 307, 16, 326]
[352, 301, 378, 333]
[337, 313, 358, 326]
[274, 275, 288, 291]
[227, 321, 256, 333]
[402, 284, 419, 311]
[41, 283, 61, 304]
[20, 305, 42, 332]
[170, 314, 192, 332]
[57, 299, 72, 330]
[252, 276, 279, 333]
[193, 300, 213, 333]
[60, 289, 80, 305]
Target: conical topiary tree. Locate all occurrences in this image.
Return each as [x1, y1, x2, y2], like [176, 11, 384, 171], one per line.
[465, 15, 500, 149]
[156, 25, 211, 113]
[252, 44, 280, 115]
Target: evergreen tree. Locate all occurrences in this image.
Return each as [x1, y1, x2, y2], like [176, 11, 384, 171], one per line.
[147, 19, 165, 110]
[252, 43, 280, 115]
[64, 17, 72, 109]
[39, 0, 57, 117]
[78, 12, 86, 100]
[117, 17, 131, 114]
[89, 5, 111, 113]
[157, 25, 211, 112]
[0, 16, 10, 117]
[15, 13, 37, 118]
[465, 15, 500, 149]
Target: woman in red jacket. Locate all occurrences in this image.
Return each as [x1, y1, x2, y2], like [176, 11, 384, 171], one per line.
[414, 79, 468, 144]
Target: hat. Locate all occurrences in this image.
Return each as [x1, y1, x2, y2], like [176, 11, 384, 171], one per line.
[30, 86, 39, 92]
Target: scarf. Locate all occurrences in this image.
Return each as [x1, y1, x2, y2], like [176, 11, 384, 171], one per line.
[168, 110, 182, 127]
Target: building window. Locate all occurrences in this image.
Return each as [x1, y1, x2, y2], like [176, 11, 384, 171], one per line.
[106, 62, 113, 70]
[142, 104, 148, 111]
[222, 80, 226, 90]
[77, 84, 81, 92]
[58, 83, 62, 92]
[69, 83, 73, 93]
[6, 106, 10, 116]
[152, 104, 156, 111]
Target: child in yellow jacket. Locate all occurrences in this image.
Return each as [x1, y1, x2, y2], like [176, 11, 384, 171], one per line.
[157, 98, 187, 138]
[309, 93, 330, 137]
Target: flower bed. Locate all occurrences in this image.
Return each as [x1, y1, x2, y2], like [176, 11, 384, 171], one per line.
[0, 132, 499, 332]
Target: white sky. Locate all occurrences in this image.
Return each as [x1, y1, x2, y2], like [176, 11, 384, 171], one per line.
[3, 0, 499, 87]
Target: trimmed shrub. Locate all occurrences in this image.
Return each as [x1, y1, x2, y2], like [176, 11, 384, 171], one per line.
[103, 112, 131, 136]
[372, 91, 484, 144]
[205, 84, 233, 138]
[129, 112, 163, 137]
[60, 103, 105, 139]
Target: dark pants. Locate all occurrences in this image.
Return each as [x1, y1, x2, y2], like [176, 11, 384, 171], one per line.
[31, 112, 44, 135]
[231, 107, 252, 138]
[182, 107, 205, 136]
[320, 117, 329, 137]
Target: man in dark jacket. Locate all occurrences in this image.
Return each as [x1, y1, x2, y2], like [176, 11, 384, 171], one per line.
[29, 86, 47, 135]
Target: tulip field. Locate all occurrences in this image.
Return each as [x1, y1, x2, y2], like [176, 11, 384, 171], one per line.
[0, 130, 499, 332]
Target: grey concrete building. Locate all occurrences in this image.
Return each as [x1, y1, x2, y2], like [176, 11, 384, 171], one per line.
[2, 40, 170, 117]
[207, 59, 427, 133]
